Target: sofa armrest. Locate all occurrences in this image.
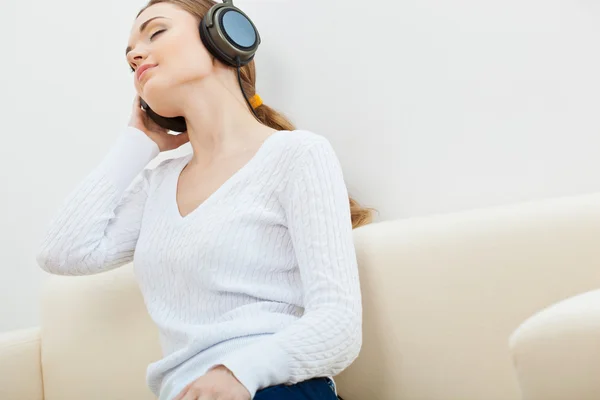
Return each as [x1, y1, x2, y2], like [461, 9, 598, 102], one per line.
[0, 327, 44, 400]
[509, 289, 600, 400]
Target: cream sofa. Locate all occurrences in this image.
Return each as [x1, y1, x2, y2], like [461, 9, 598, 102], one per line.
[2, 193, 600, 400]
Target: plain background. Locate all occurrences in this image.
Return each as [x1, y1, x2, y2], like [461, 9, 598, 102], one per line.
[2, 0, 600, 332]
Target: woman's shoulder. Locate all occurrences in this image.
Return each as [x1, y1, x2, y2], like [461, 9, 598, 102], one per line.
[274, 129, 336, 159]
[154, 156, 184, 172]
[277, 129, 331, 146]
[143, 155, 187, 186]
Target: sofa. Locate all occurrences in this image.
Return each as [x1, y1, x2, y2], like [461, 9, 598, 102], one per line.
[1, 193, 600, 400]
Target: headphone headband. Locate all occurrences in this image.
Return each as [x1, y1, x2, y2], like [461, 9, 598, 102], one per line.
[204, 0, 229, 29]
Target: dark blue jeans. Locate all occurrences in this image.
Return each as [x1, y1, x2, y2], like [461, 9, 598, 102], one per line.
[254, 377, 340, 400]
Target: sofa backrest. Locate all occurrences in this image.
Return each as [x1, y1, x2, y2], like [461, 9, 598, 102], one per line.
[40, 266, 161, 400]
[39, 193, 600, 400]
[335, 193, 600, 400]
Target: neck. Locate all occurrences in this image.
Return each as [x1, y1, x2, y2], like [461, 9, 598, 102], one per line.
[179, 70, 268, 164]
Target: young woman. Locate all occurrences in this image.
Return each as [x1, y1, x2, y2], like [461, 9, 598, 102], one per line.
[36, 1, 373, 399]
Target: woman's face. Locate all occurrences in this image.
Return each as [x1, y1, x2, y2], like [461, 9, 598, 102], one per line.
[126, 3, 213, 117]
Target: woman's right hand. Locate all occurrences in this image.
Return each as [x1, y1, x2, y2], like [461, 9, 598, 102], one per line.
[128, 96, 189, 152]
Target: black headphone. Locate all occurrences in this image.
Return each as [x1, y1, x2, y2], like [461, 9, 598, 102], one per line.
[140, 0, 261, 132]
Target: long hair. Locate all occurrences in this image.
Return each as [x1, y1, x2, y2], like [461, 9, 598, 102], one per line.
[138, 0, 375, 228]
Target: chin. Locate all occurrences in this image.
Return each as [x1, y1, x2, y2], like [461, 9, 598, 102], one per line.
[141, 79, 181, 118]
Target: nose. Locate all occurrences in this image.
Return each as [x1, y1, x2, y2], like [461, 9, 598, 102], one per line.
[127, 47, 148, 69]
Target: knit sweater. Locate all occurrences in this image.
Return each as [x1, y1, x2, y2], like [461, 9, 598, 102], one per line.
[36, 126, 362, 400]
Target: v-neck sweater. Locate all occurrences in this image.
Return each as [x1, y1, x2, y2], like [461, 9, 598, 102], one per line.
[36, 127, 362, 400]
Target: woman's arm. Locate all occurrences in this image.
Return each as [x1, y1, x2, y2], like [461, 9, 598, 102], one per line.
[36, 127, 160, 275]
[210, 135, 362, 398]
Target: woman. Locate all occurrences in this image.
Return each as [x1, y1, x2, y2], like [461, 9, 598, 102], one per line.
[36, 0, 373, 399]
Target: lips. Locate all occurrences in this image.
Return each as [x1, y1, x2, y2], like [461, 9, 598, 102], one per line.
[136, 64, 157, 82]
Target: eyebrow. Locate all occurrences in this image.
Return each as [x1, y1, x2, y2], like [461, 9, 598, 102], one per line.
[125, 16, 169, 56]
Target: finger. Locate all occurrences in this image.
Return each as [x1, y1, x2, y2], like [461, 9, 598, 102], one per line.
[172, 383, 194, 400]
[144, 115, 166, 133]
[181, 388, 202, 400]
[179, 392, 192, 400]
[172, 390, 187, 400]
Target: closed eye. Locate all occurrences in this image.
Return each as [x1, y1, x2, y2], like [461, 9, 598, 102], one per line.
[151, 29, 166, 40]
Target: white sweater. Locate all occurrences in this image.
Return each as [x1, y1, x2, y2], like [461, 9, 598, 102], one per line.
[36, 127, 362, 400]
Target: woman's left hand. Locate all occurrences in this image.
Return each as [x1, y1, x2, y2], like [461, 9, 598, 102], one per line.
[173, 365, 251, 400]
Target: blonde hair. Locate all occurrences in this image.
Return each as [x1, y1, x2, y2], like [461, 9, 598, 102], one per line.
[138, 0, 375, 228]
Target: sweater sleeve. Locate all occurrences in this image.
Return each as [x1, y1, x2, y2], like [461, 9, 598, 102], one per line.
[211, 136, 363, 398]
[36, 127, 160, 276]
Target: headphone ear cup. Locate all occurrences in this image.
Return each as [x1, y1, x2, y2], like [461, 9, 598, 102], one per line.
[140, 98, 187, 133]
[199, 16, 236, 67]
[199, 5, 259, 67]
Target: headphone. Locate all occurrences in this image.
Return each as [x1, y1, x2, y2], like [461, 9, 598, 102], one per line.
[140, 0, 261, 132]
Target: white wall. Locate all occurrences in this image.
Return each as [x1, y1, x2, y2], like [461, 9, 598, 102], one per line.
[2, 0, 600, 332]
